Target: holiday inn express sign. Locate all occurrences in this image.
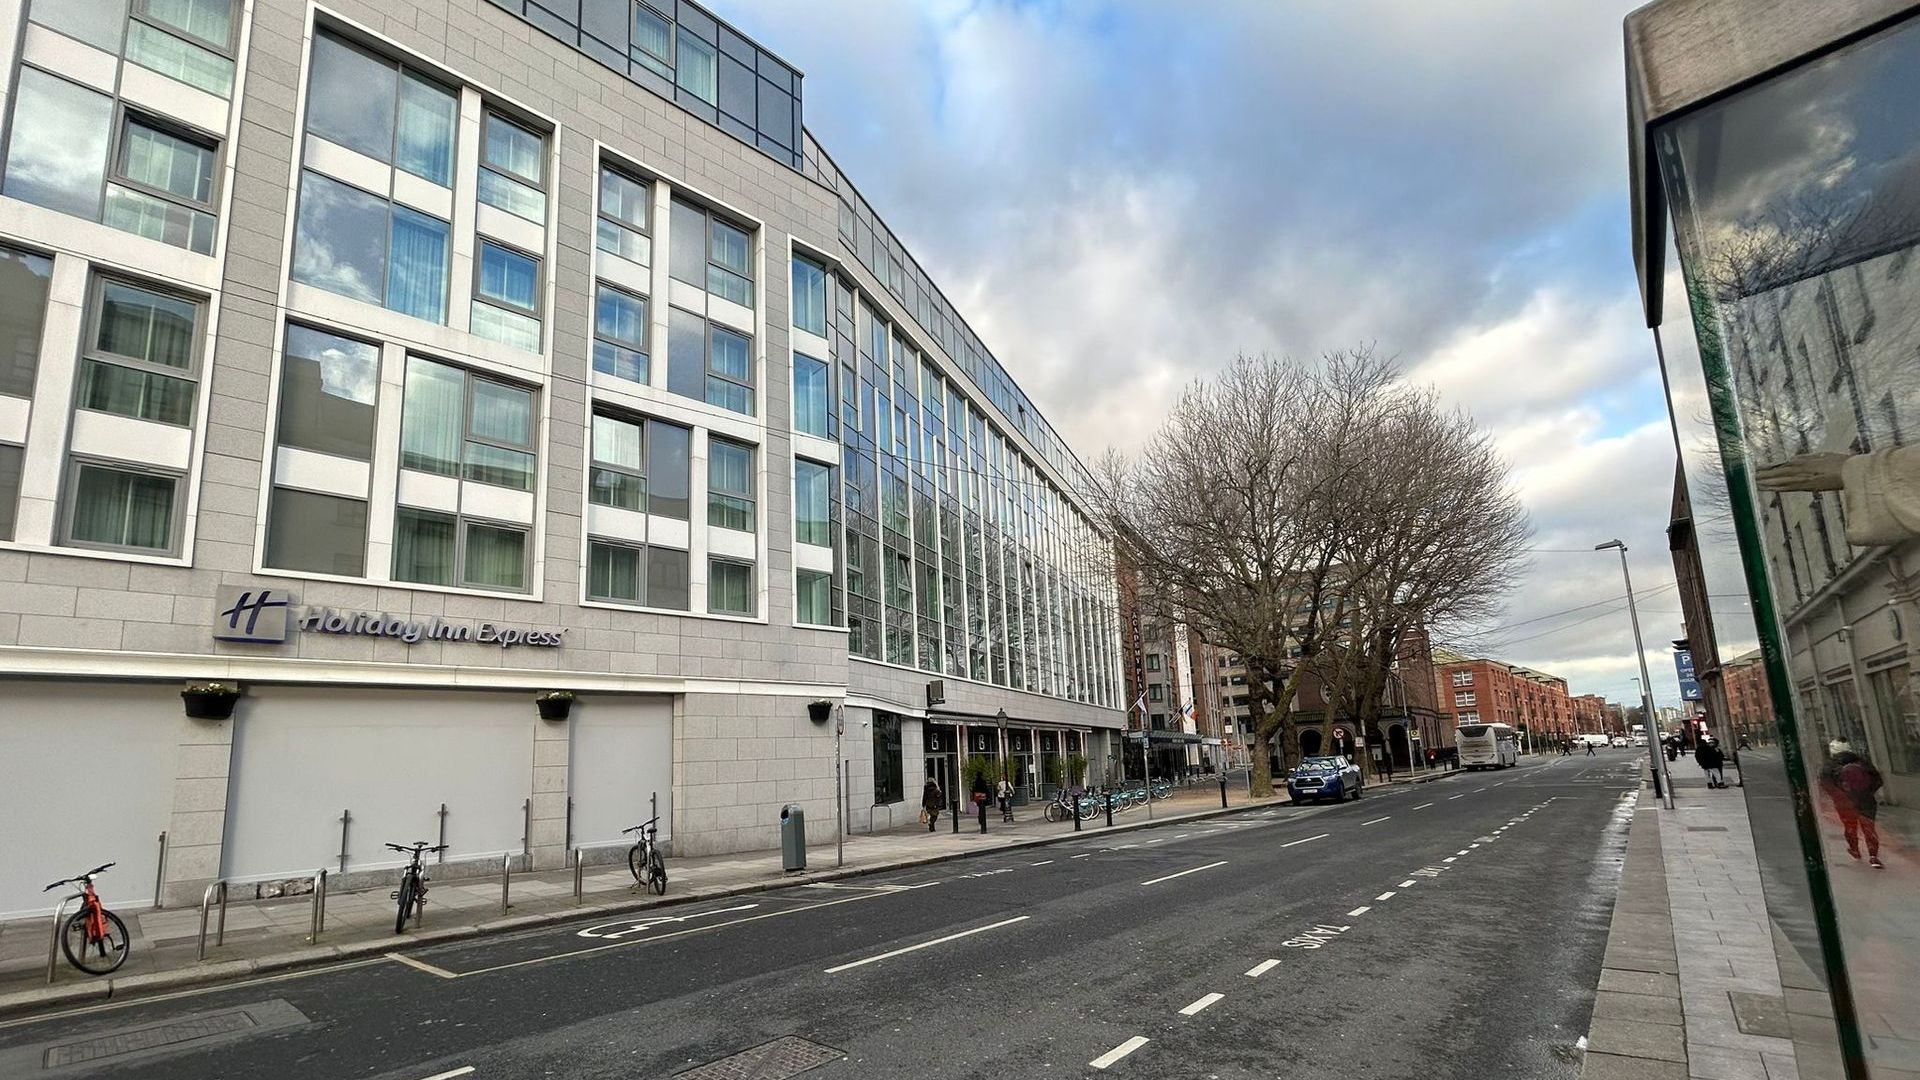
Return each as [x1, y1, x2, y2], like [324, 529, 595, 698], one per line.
[212, 585, 566, 648]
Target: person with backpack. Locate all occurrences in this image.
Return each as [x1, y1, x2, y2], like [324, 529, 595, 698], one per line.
[1819, 738, 1885, 869]
[1694, 736, 1727, 788]
[921, 777, 944, 832]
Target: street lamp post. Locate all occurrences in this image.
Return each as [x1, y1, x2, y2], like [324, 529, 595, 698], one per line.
[1595, 540, 1674, 809]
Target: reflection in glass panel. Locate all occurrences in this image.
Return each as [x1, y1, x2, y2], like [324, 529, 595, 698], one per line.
[98, 282, 196, 369]
[647, 545, 689, 610]
[397, 74, 457, 185]
[264, 487, 367, 576]
[478, 243, 538, 311]
[669, 199, 706, 287]
[292, 172, 387, 305]
[709, 327, 751, 381]
[463, 442, 533, 490]
[392, 507, 455, 585]
[793, 354, 830, 438]
[795, 459, 831, 546]
[667, 307, 707, 402]
[647, 420, 690, 520]
[3, 70, 113, 221]
[144, 0, 233, 48]
[478, 170, 546, 223]
[0, 248, 53, 399]
[483, 114, 543, 182]
[463, 522, 526, 590]
[471, 303, 541, 353]
[600, 168, 649, 231]
[792, 257, 827, 336]
[77, 360, 194, 424]
[632, 5, 672, 73]
[105, 185, 216, 253]
[676, 35, 716, 104]
[1656, 14, 1920, 1073]
[0, 444, 21, 541]
[589, 541, 642, 602]
[29, 0, 127, 52]
[121, 122, 214, 203]
[307, 34, 396, 162]
[279, 324, 380, 460]
[125, 21, 234, 97]
[471, 380, 532, 446]
[68, 464, 174, 550]
[399, 357, 463, 476]
[796, 568, 831, 626]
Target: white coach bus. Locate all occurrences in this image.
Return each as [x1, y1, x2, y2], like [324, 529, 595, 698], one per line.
[1457, 722, 1520, 770]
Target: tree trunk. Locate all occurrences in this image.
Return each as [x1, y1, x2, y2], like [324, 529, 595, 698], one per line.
[1251, 728, 1273, 797]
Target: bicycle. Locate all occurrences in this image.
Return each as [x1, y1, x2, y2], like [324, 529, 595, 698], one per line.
[43, 863, 128, 976]
[386, 841, 447, 934]
[624, 817, 666, 895]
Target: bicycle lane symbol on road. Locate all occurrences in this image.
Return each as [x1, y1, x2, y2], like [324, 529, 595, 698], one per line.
[576, 904, 760, 940]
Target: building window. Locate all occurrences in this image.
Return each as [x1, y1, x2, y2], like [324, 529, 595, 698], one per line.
[631, 4, 673, 79]
[597, 165, 651, 265]
[77, 279, 201, 426]
[1452, 670, 1473, 687]
[1148, 684, 1165, 702]
[797, 568, 832, 626]
[2, 68, 223, 253]
[293, 171, 450, 323]
[0, 444, 22, 541]
[1455, 691, 1476, 707]
[264, 487, 367, 576]
[399, 356, 536, 491]
[305, 32, 457, 185]
[873, 712, 903, 804]
[593, 284, 648, 384]
[125, 0, 238, 97]
[471, 240, 542, 352]
[589, 412, 645, 511]
[708, 557, 753, 615]
[1145, 654, 1162, 672]
[792, 255, 827, 336]
[1458, 712, 1480, 724]
[392, 506, 527, 592]
[587, 539, 689, 610]
[0, 246, 54, 398]
[676, 34, 716, 105]
[668, 198, 754, 307]
[666, 307, 754, 415]
[277, 324, 380, 460]
[795, 458, 833, 546]
[478, 110, 546, 223]
[793, 353, 830, 439]
[707, 438, 754, 531]
[63, 461, 179, 553]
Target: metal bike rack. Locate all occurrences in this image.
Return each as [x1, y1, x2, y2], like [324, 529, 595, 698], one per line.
[869, 802, 893, 834]
[152, 831, 169, 909]
[45, 896, 77, 984]
[197, 880, 229, 961]
[306, 869, 328, 945]
[572, 847, 585, 902]
[519, 799, 531, 858]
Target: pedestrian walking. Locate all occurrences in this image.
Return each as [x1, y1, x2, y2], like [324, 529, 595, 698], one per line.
[1694, 736, 1727, 788]
[1819, 739, 1885, 869]
[1586, 740, 1596, 756]
[996, 776, 1015, 823]
[921, 777, 943, 832]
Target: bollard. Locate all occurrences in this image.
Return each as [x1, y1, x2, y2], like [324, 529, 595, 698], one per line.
[501, 854, 511, 914]
[306, 869, 328, 944]
[153, 831, 169, 909]
[1220, 775, 1229, 809]
[1105, 789, 1114, 827]
[950, 795, 959, 834]
[45, 896, 77, 984]
[573, 848, 585, 903]
[1072, 795, 1082, 832]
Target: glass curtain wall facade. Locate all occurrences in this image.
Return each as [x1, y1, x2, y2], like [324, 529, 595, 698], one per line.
[1641, 8, 1920, 1075]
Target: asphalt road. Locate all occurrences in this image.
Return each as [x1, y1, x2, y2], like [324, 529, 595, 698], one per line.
[0, 753, 1643, 1080]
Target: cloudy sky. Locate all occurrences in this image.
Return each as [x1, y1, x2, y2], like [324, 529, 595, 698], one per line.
[733, 0, 1688, 709]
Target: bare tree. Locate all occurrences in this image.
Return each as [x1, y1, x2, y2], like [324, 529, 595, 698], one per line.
[1097, 349, 1528, 795]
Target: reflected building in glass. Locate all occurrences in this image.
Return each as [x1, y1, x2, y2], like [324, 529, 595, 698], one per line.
[1629, 1, 1920, 1075]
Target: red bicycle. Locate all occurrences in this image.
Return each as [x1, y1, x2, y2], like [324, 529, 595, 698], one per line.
[43, 863, 130, 975]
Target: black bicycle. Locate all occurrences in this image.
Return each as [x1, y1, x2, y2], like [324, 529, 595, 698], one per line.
[623, 817, 666, 895]
[386, 841, 447, 933]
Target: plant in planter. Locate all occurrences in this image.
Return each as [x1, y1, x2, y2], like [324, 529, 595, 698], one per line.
[961, 755, 999, 803]
[181, 681, 242, 720]
[535, 690, 576, 720]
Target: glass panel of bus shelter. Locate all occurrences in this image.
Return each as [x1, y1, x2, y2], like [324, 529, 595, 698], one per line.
[1656, 13, 1920, 1074]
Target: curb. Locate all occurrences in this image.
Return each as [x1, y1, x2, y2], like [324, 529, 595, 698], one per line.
[0, 793, 1301, 1020]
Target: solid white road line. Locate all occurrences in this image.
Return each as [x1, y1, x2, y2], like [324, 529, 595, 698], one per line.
[1246, 959, 1281, 977]
[1347, 906, 1371, 916]
[1281, 833, 1330, 848]
[1361, 816, 1390, 826]
[1398, 880, 1417, 888]
[1180, 992, 1225, 1016]
[824, 916, 1031, 973]
[1376, 891, 1397, 900]
[1140, 860, 1229, 886]
[415, 1070, 476, 1080]
[1091, 1036, 1151, 1070]
[1413, 802, 1433, 810]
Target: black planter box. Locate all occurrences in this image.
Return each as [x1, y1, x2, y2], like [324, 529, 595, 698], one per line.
[181, 689, 239, 720]
[537, 697, 573, 721]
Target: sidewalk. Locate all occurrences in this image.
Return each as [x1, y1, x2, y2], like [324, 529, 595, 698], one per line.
[1582, 769, 1848, 1080]
[0, 784, 1284, 1018]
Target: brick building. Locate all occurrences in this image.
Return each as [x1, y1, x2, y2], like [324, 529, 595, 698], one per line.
[1432, 650, 1579, 745]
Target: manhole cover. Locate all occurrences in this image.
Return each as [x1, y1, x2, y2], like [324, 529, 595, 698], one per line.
[676, 1036, 843, 1079]
[45, 1010, 257, 1067]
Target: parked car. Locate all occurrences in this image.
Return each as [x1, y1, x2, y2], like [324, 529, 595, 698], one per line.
[1289, 755, 1362, 804]
[1610, 735, 1631, 748]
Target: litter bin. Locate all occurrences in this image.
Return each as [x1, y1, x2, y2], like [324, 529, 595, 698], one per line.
[780, 804, 806, 871]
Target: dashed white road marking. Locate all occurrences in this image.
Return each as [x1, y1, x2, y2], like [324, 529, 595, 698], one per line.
[1180, 992, 1225, 1016]
[1442, 857, 1457, 863]
[415, 1069, 476, 1080]
[1456, 849, 1470, 856]
[824, 916, 1031, 973]
[1376, 891, 1397, 900]
[1448, 795, 1465, 800]
[1140, 860, 1229, 886]
[1413, 802, 1433, 810]
[1072, 853, 1092, 859]
[1347, 906, 1371, 916]
[1030, 860, 1054, 866]
[1281, 833, 1330, 848]
[1361, 816, 1390, 826]
[1398, 880, 1417, 888]
[1475, 787, 1489, 793]
[1091, 1036, 1151, 1070]
[1246, 959, 1281, 977]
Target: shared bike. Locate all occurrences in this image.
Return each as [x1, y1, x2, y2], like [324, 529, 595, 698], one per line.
[624, 817, 666, 895]
[386, 841, 447, 933]
[43, 863, 129, 975]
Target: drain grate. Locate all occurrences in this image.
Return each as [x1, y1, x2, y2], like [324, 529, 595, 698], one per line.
[676, 1036, 843, 1079]
[1686, 826, 1728, 832]
[44, 1010, 258, 1067]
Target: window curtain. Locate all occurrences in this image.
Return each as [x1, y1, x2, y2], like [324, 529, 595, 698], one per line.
[479, 244, 538, 309]
[145, 0, 232, 44]
[392, 508, 455, 585]
[72, 466, 172, 549]
[676, 36, 716, 103]
[387, 208, 449, 323]
[596, 286, 646, 348]
[399, 358, 463, 475]
[396, 74, 456, 185]
[463, 523, 525, 589]
[590, 542, 641, 601]
[470, 380, 532, 445]
[123, 123, 212, 202]
[794, 355, 828, 436]
[592, 414, 642, 470]
[98, 283, 195, 368]
[710, 441, 751, 497]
